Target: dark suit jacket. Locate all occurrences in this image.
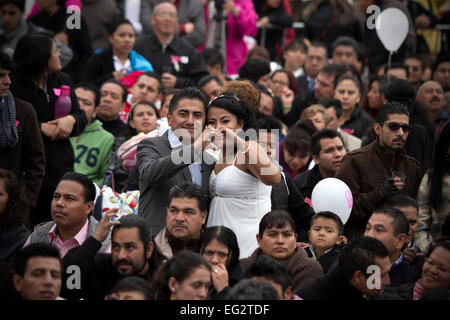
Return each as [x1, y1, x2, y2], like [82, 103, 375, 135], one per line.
[0, 98, 45, 207]
[136, 131, 213, 235]
[81, 47, 115, 88]
[297, 75, 312, 98]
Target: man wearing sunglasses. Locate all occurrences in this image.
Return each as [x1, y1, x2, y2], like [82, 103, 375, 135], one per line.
[336, 102, 422, 239]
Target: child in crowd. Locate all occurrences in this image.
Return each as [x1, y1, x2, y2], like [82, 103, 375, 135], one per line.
[305, 211, 346, 273]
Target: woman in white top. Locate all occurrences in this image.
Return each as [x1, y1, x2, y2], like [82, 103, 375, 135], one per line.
[81, 18, 153, 87]
[205, 93, 281, 258]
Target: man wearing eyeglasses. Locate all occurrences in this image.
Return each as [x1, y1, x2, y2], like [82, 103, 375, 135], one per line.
[134, 2, 208, 91]
[336, 102, 422, 238]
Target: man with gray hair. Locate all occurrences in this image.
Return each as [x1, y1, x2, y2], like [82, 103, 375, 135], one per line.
[416, 80, 450, 130]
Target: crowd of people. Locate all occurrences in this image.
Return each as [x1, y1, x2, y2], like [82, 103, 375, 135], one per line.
[0, 0, 449, 301]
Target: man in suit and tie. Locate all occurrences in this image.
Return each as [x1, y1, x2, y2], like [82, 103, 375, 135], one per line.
[297, 43, 329, 97]
[136, 87, 213, 235]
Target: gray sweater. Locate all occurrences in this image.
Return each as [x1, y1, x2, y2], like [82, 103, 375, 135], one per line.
[28, 215, 111, 254]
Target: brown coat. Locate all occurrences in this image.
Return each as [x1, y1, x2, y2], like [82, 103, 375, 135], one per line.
[240, 245, 324, 292]
[335, 140, 422, 238]
[0, 97, 45, 207]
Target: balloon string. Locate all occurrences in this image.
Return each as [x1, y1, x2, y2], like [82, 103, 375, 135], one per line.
[387, 51, 392, 83]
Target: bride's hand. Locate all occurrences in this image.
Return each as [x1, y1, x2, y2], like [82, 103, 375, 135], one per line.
[194, 126, 222, 151]
[220, 127, 246, 150]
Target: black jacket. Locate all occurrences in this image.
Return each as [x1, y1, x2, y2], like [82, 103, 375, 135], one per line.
[96, 118, 128, 138]
[28, 6, 93, 83]
[10, 72, 87, 189]
[340, 106, 374, 140]
[61, 236, 157, 300]
[134, 34, 208, 88]
[283, 91, 317, 128]
[304, 245, 342, 274]
[296, 75, 314, 98]
[406, 0, 438, 54]
[255, 6, 293, 60]
[272, 173, 315, 242]
[295, 262, 367, 300]
[0, 97, 45, 207]
[304, 0, 363, 53]
[404, 122, 433, 173]
[378, 282, 450, 300]
[0, 224, 30, 266]
[293, 164, 322, 201]
[210, 264, 244, 300]
[389, 258, 417, 288]
[81, 46, 116, 87]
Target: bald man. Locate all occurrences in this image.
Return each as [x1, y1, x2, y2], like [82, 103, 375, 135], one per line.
[134, 2, 208, 90]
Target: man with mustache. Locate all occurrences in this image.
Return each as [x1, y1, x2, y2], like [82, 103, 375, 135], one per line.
[336, 102, 422, 238]
[61, 213, 159, 300]
[153, 182, 208, 261]
[416, 80, 450, 131]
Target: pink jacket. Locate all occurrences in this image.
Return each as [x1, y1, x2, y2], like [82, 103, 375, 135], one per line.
[28, 0, 82, 18]
[226, 0, 257, 75]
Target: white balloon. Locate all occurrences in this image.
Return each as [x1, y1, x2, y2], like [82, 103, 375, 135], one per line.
[311, 178, 353, 225]
[375, 8, 409, 52]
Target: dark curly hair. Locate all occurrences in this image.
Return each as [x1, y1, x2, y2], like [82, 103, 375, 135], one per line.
[207, 92, 258, 132]
[0, 169, 27, 231]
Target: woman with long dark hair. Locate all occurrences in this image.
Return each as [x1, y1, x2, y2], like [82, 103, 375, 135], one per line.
[415, 123, 450, 253]
[0, 169, 30, 265]
[11, 32, 87, 227]
[278, 118, 316, 177]
[82, 18, 153, 87]
[152, 250, 212, 300]
[205, 92, 281, 259]
[196, 226, 243, 299]
[334, 74, 373, 139]
[360, 74, 386, 120]
[379, 239, 450, 300]
[28, 0, 92, 83]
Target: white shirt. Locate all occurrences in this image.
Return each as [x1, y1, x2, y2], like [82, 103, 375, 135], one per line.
[113, 55, 131, 74]
[125, 0, 142, 35]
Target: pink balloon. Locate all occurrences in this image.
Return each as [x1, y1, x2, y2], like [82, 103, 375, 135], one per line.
[345, 190, 353, 209]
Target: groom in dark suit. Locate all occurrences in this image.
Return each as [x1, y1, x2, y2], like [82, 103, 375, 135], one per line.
[136, 87, 213, 235]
